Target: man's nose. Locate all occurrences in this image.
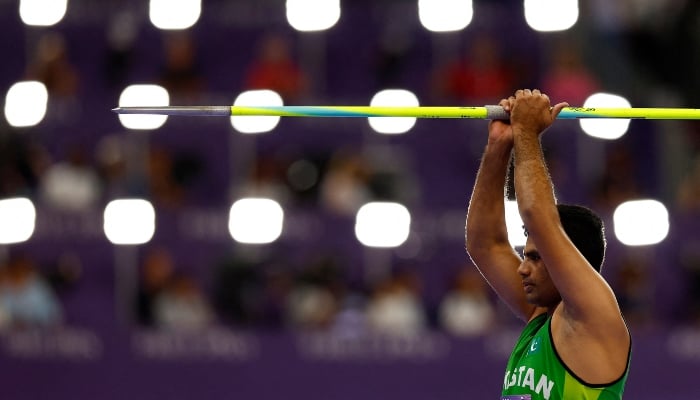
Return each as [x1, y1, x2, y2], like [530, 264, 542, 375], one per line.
[517, 262, 530, 277]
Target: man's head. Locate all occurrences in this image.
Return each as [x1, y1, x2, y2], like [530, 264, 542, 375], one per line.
[521, 204, 606, 272]
[556, 204, 606, 273]
[518, 204, 606, 307]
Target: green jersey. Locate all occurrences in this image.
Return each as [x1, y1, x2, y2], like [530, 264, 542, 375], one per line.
[501, 313, 630, 400]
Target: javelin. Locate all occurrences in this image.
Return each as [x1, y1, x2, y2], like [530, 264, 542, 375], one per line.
[112, 105, 700, 120]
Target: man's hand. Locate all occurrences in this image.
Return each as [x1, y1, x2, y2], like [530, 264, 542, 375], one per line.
[510, 89, 568, 136]
[487, 98, 514, 146]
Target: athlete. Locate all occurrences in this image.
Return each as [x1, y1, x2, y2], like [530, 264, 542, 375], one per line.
[465, 89, 631, 399]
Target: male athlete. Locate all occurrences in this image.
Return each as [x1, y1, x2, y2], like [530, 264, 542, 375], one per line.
[466, 89, 631, 399]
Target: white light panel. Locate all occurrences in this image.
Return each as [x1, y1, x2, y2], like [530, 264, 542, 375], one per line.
[368, 89, 419, 134]
[286, 0, 340, 32]
[524, 0, 578, 32]
[613, 199, 669, 246]
[104, 199, 156, 245]
[505, 200, 526, 248]
[230, 90, 283, 134]
[19, 0, 68, 26]
[149, 0, 201, 30]
[580, 93, 632, 140]
[355, 202, 411, 248]
[0, 198, 36, 244]
[118, 85, 169, 130]
[229, 198, 284, 244]
[4, 81, 48, 128]
[418, 0, 473, 32]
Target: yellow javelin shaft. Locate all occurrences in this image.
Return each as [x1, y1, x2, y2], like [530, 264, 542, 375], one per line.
[558, 107, 700, 119]
[230, 106, 700, 119]
[229, 106, 489, 118]
[112, 106, 700, 119]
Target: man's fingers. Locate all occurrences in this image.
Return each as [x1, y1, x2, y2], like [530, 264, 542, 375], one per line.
[550, 102, 570, 118]
[500, 98, 514, 112]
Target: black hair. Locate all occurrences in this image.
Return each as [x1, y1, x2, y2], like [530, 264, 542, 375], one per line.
[522, 204, 606, 272]
[556, 204, 606, 273]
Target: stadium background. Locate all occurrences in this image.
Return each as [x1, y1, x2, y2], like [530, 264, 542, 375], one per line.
[0, 0, 699, 398]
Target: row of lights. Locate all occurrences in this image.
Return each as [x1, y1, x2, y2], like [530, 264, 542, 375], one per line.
[5, 82, 633, 140]
[0, 197, 408, 247]
[0, 197, 671, 247]
[19, 0, 580, 33]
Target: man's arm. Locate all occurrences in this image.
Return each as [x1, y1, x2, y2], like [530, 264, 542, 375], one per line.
[510, 89, 624, 325]
[510, 89, 629, 380]
[466, 100, 537, 322]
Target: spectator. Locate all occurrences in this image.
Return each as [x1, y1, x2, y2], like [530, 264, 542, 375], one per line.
[285, 283, 338, 331]
[676, 155, 700, 213]
[592, 143, 641, 213]
[438, 265, 496, 337]
[158, 31, 205, 103]
[284, 255, 344, 331]
[39, 145, 102, 211]
[0, 133, 51, 199]
[154, 273, 215, 331]
[103, 11, 138, 89]
[540, 38, 601, 106]
[0, 252, 63, 330]
[94, 134, 129, 199]
[147, 146, 204, 209]
[211, 256, 266, 327]
[365, 268, 427, 336]
[243, 33, 308, 102]
[25, 31, 79, 98]
[330, 290, 369, 338]
[238, 153, 292, 204]
[319, 149, 373, 217]
[431, 32, 514, 104]
[135, 247, 174, 327]
[612, 255, 652, 328]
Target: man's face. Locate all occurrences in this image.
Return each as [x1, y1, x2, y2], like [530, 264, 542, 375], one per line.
[517, 237, 561, 307]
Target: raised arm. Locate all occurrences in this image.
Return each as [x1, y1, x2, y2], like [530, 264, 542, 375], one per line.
[510, 89, 630, 380]
[510, 89, 623, 324]
[466, 99, 536, 322]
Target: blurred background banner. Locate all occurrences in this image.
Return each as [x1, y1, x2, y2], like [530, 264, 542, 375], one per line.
[0, 0, 698, 399]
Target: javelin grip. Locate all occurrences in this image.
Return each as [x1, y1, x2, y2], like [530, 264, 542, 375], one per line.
[485, 105, 510, 120]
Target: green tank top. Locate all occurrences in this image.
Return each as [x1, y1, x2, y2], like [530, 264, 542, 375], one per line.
[501, 313, 630, 400]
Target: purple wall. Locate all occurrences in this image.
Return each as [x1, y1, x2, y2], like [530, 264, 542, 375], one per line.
[2, 327, 699, 399]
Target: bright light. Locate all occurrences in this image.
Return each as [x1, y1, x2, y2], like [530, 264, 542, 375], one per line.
[505, 200, 526, 248]
[149, 0, 201, 30]
[0, 198, 36, 244]
[368, 89, 419, 134]
[4, 81, 48, 128]
[118, 85, 169, 130]
[286, 0, 340, 32]
[104, 199, 155, 245]
[19, 0, 68, 26]
[580, 93, 631, 140]
[355, 202, 411, 248]
[524, 0, 578, 32]
[229, 198, 284, 244]
[418, 0, 473, 32]
[230, 90, 283, 134]
[613, 199, 669, 246]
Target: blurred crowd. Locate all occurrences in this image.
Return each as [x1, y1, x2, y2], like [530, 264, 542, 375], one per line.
[0, 0, 699, 336]
[2, 235, 700, 336]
